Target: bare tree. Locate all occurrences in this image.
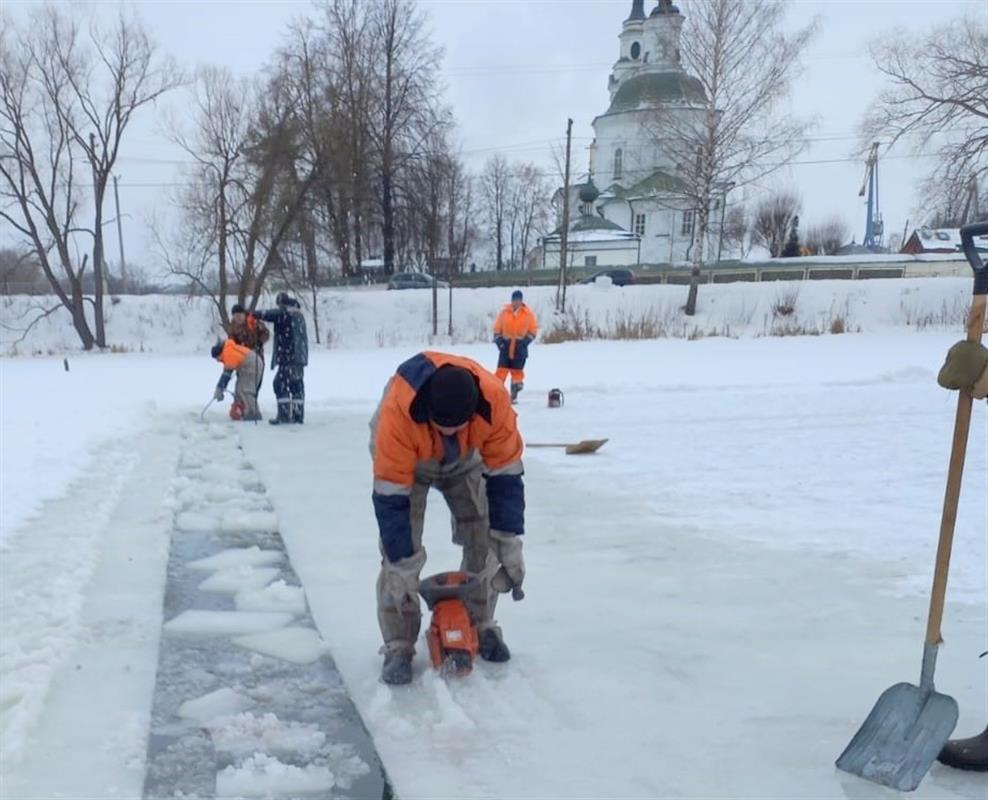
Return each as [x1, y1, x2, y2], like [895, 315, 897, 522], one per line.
[752, 189, 801, 258]
[482, 154, 511, 271]
[720, 203, 749, 259]
[284, 1, 374, 279]
[508, 162, 553, 272]
[369, 0, 447, 276]
[162, 66, 316, 325]
[645, 0, 818, 314]
[805, 215, 849, 255]
[865, 14, 987, 227]
[446, 160, 475, 274]
[0, 6, 180, 349]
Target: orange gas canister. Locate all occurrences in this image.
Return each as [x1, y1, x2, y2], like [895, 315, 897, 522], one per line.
[419, 571, 480, 677]
[229, 399, 245, 420]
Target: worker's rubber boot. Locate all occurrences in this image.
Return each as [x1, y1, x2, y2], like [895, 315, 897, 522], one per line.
[269, 399, 291, 426]
[479, 627, 511, 663]
[381, 651, 413, 686]
[291, 397, 304, 424]
[938, 726, 988, 772]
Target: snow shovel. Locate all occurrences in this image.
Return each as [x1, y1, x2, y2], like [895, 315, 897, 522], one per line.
[836, 220, 988, 791]
[527, 438, 608, 455]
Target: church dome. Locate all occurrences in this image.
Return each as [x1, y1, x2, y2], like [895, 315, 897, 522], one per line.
[607, 72, 706, 113]
[578, 180, 600, 204]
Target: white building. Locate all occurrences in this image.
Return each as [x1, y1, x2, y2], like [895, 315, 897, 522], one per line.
[548, 0, 728, 267]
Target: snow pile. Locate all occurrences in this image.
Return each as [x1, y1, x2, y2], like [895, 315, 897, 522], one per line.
[168, 430, 278, 535]
[208, 712, 327, 759]
[1, 276, 979, 356]
[215, 753, 335, 797]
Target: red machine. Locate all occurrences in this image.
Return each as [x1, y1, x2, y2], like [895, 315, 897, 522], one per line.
[418, 571, 480, 677]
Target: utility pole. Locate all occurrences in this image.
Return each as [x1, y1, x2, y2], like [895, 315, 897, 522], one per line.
[557, 118, 573, 313]
[113, 175, 127, 292]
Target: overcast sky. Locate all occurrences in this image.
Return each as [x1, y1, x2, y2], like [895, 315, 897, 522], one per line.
[4, 0, 986, 274]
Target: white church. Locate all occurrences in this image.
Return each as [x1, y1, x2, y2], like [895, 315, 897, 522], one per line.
[541, 0, 727, 269]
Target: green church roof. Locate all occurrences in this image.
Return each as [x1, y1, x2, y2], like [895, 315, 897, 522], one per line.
[550, 214, 627, 237]
[608, 169, 689, 198]
[608, 72, 706, 113]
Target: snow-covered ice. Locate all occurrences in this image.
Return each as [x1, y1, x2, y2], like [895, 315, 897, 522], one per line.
[197, 566, 282, 594]
[163, 610, 296, 637]
[1, 277, 985, 798]
[231, 627, 329, 665]
[177, 687, 254, 723]
[188, 547, 283, 571]
[234, 580, 308, 614]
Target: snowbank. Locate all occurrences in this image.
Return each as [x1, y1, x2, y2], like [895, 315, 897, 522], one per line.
[0, 276, 980, 356]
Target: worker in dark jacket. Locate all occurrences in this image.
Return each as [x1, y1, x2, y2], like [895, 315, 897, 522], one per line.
[257, 293, 309, 425]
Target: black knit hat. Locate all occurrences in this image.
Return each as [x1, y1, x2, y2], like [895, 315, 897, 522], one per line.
[428, 365, 479, 427]
[511, 290, 523, 301]
[231, 303, 246, 315]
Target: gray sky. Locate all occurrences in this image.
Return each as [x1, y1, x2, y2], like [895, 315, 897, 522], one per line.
[5, 0, 987, 273]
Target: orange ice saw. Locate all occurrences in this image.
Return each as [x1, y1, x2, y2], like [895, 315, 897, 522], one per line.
[418, 571, 480, 677]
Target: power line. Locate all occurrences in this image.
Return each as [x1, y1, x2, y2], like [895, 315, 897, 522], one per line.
[90, 151, 939, 190]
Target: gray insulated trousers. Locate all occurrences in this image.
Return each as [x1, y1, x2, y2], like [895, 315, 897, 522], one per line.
[235, 351, 262, 419]
[376, 451, 501, 655]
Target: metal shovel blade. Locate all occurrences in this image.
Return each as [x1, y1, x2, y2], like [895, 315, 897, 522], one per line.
[564, 438, 608, 455]
[836, 681, 958, 791]
[527, 439, 609, 455]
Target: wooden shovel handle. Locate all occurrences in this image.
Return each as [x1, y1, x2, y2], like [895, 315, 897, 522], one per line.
[926, 222, 988, 646]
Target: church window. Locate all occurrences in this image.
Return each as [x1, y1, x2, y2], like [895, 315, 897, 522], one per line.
[585, 256, 598, 267]
[614, 148, 623, 179]
[682, 210, 695, 236]
[634, 213, 646, 236]
[630, 42, 641, 60]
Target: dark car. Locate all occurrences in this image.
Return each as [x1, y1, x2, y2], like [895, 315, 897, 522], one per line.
[580, 269, 636, 286]
[387, 271, 450, 290]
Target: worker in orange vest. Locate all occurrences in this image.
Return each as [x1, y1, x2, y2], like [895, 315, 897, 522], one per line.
[227, 304, 270, 418]
[493, 290, 538, 403]
[369, 352, 526, 684]
[210, 338, 262, 421]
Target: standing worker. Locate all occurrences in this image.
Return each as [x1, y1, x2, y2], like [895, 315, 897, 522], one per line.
[493, 290, 538, 403]
[257, 293, 308, 425]
[228, 303, 270, 417]
[369, 352, 527, 685]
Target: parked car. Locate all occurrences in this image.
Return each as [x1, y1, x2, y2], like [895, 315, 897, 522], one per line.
[387, 271, 450, 290]
[580, 268, 636, 286]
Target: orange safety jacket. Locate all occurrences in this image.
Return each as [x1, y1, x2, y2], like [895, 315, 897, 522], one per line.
[493, 303, 538, 359]
[371, 351, 525, 561]
[216, 339, 252, 371]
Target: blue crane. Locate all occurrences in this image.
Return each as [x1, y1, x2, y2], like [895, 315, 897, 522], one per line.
[859, 142, 884, 249]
